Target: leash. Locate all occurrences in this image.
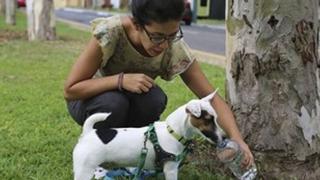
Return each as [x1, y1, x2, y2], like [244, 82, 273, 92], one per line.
[166, 124, 190, 146]
[133, 123, 192, 180]
[133, 125, 153, 180]
[166, 124, 193, 166]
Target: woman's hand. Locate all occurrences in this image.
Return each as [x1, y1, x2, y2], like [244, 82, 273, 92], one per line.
[122, 73, 154, 93]
[232, 138, 255, 169]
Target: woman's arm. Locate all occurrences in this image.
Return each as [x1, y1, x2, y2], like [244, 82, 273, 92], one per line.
[180, 60, 254, 167]
[64, 37, 155, 101]
[64, 37, 120, 101]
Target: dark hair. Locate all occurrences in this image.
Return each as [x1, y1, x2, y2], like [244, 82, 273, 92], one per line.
[131, 0, 185, 26]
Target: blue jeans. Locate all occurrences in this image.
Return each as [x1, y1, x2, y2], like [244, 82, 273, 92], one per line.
[67, 86, 167, 129]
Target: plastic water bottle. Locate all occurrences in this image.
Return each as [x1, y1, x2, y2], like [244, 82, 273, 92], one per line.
[216, 139, 257, 180]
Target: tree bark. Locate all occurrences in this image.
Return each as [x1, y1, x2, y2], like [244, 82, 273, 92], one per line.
[5, 0, 15, 25]
[27, 0, 56, 41]
[0, 0, 5, 15]
[226, 0, 320, 179]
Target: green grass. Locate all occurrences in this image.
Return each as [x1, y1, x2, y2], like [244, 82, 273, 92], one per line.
[0, 12, 227, 180]
[196, 18, 225, 26]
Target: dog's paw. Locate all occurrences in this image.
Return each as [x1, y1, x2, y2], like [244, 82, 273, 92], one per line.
[93, 167, 108, 179]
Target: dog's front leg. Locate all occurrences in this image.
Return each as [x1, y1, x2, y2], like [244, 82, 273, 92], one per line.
[163, 161, 179, 180]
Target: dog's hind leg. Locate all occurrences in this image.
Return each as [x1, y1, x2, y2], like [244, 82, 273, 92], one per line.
[73, 165, 95, 180]
[163, 161, 179, 180]
[73, 147, 96, 180]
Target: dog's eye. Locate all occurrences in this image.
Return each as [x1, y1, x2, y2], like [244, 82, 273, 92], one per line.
[204, 114, 212, 120]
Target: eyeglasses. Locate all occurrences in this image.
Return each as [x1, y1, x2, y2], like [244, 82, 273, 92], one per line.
[142, 26, 184, 45]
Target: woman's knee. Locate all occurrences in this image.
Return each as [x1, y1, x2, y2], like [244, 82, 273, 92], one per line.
[85, 91, 128, 114]
[83, 91, 130, 128]
[136, 86, 167, 113]
[127, 86, 168, 126]
[150, 86, 167, 113]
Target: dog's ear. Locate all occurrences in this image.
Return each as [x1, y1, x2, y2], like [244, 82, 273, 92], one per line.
[186, 100, 201, 118]
[201, 88, 219, 102]
[200, 101, 218, 119]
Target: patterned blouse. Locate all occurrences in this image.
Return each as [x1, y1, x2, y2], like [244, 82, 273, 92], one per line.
[91, 15, 195, 81]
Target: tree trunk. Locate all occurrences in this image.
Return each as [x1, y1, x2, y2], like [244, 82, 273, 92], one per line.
[119, 0, 128, 9]
[0, 0, 5, 15]
[226, 0, 320, 179]
[5, 0, 15, 25]
[27, 0, 56, 41]
[84, 0, 92, 8]
[101, 0, 112, 8]
[92, 0, 98, 9]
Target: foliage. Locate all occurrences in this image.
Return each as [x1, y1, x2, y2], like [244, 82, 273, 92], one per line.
[0, 13, 228, 179]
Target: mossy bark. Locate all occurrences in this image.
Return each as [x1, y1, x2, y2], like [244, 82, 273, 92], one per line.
[226, 0, 320, 179]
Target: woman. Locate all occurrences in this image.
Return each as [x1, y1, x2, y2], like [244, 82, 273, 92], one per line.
[64, 0, 254, 167]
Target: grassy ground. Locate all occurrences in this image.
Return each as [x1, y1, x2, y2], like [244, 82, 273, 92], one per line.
[0, 13, 229, 179]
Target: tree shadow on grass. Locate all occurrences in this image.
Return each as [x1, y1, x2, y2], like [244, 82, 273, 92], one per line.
[0, 29, 27, 43]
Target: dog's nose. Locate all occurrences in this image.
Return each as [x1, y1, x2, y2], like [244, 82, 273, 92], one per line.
[202, 130, 219, 143]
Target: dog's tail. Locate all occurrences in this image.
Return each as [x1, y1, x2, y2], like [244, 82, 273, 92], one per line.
[82, 113, 111, 134]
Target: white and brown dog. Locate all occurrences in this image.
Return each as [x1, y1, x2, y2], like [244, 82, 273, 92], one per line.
[73, 90, 225, 180]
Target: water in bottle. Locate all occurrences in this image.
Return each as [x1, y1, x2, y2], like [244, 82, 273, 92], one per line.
[216, 139, 257, 180]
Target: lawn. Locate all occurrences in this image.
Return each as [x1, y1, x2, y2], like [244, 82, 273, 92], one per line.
[0, 13, 228, 179]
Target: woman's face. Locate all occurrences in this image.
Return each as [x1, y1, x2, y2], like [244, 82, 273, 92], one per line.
[139, 20, 182, 57]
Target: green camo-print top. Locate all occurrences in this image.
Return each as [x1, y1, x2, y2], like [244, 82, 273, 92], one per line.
[91, 15, 195, 81]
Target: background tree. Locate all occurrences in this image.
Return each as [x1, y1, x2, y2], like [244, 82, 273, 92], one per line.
[119, 0, 128, 9]
[101, 0, 112, 8]
[226, 0, 320, 179]
[26, 0, 56, 41]
[5, 0, 15, 25]
[0, 0, 5, 15]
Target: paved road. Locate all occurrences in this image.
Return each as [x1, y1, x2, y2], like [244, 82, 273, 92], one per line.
[55, 8, 226, 56]
[182, 25, 225, 55]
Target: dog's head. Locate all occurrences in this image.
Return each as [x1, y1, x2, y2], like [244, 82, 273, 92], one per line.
[186, 90, 225, 144]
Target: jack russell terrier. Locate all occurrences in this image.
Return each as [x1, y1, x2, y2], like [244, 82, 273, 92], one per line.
[73, 90, 225, 180]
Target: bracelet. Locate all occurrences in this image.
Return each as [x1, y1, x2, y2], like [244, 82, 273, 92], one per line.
[118, 72, 124, 91]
